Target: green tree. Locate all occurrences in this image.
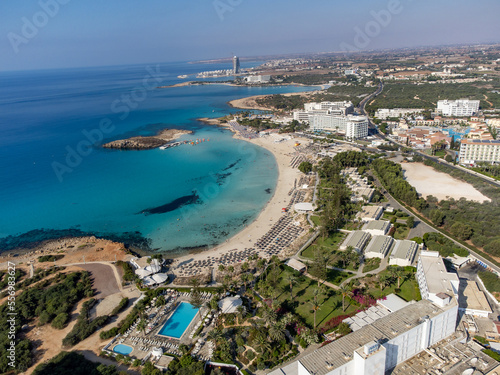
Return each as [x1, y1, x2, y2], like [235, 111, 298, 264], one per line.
[269, 322, 286, 342]
[298, 161, 313, 174]
[190, 290, 205, 322]
[339, 285, 351, 312]
[406, 216, 415, 229]
[287, 273, 297, 300]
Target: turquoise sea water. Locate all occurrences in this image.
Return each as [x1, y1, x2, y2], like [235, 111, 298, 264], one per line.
[0, 61, 317, 254]
[158, 302, 199, 338]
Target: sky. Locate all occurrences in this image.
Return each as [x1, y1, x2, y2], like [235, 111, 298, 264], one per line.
[1, 0, 499, 71]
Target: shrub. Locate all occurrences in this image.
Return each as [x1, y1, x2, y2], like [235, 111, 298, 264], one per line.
[478, 271, 500, 293]
[51, 313, 69, 329]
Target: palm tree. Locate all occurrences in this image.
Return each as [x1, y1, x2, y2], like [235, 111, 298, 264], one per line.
[395, 268, 405, 288]
[191, 290, 205, 322]
[269, 322, 286, 342]
[390, 267, 405, 288]
[208, 328, 224, 349]
[254, 333, 271, 353]
[227, 265, 234, 278]
[236, 305, 245, 325]
[137, 319, 147, 336]
[256, 258, 267, 275]
[218, 264, 226, 278]
[287, 273, 297, 300]
[262, 308, 277, 326]
[189, 277, 201, 289]
[310, 287, 323, 328]
[339, 249, 351, 269]
[241, 262, 250, 272]
[240, 272, 250, 293]
[155, 295, 166, 307]
[310, 299, 321, 329]
[378, 274, 390, 291]
[339, 285, 351, 312]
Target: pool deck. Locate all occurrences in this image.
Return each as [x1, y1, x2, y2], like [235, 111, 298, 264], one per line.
[104, 290, 215, 363]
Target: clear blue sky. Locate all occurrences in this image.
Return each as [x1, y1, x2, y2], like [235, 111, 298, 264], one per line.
[1, 0, 499, 71]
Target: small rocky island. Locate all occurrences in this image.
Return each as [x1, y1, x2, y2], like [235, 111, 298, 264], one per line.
[102, 129, 193, 150]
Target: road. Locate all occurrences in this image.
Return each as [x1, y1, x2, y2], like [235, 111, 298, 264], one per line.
[357, 83, 500, 274]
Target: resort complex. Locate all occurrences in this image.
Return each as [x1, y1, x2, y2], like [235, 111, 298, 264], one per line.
[2, 42, 500, 375]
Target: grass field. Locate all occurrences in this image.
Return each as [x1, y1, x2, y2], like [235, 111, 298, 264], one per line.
[271, 266, 359, 328]
[301, 231, 346, 258]
[393, 225, 410, 240]
[362, 258, 381, 273]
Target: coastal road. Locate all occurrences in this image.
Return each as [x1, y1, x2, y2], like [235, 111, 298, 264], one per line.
[371, 170, 500, 275]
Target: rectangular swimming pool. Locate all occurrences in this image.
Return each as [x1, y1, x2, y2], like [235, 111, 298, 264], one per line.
[157, 302, 199, 339]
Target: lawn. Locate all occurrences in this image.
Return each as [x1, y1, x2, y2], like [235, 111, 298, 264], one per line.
[362, 258, 381, 273]
[301, 231, 346, 259]
[326, 268, 353, 285]
[393, 225, 410, 240]
[359, 267, 421, 302]
[310, 215, 321, 227]
[272, 266, 359, 329]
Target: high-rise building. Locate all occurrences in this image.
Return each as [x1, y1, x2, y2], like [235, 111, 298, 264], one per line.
[436, 99, 480, 117]
[269, 298, 458, 375]
[233, 56, 240, 74]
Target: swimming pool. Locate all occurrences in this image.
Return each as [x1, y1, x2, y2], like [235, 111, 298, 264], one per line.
[113, 344, 133, 355]
[158, 302, 199, 339]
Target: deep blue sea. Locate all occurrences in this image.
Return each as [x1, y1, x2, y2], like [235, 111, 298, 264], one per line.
[0, 61, 317, 254]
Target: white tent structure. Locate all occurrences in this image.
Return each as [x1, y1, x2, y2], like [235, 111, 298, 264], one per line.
[135, 263, 162, 279]
[135, 268, 154, 278]
[218, 295, 243, 314]
[152, 273, 169, 285]
[151, 347, 163, 359]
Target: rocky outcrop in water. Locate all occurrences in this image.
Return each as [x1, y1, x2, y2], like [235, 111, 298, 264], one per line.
[103, 129, 193, 150]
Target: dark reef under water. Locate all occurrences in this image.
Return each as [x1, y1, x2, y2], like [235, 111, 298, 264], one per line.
[138, 192, 202, 215]
[0, 228, 152, 252]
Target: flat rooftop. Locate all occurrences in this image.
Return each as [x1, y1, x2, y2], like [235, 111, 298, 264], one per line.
[343, 304, 391, 331]
[341, 230, 371, 251]
[298, 299, 457, 375]
[419, 252, 458, 295]
[458, 279, 492, 314]
[365, 235, 395, 257]
[356, 205, 384, 220]
[378, 293, 410, 312]
[391, 240, 418, 262]
[363, 220, 391, 232]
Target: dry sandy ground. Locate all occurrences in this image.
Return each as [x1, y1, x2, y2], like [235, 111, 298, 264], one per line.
[401, 162, 491, 202]
[0, 237, 130, 272]
[171, 135, 305, 266]
[77, 263, 121, 299]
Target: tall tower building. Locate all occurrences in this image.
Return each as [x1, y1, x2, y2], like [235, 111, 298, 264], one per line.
[233, 56, 240, 74]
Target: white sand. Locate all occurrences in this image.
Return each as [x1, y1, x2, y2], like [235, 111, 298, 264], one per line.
[172, 135, 304, 265]
[401, 162, 490, 203]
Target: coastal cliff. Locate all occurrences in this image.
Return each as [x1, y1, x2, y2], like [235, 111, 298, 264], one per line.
[103, 129, 193, 150]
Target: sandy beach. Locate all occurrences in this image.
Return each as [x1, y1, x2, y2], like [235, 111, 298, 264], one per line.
[401, 162, 491, 202]
[170, 132, 308, 267]
[1, 130, 310, 281]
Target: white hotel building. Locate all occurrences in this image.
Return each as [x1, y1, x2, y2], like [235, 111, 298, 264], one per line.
[269, 298, 458, 375]
[459, 139, 500, 165]
[310, 114, 369, 140]
[436, 99, 480, 117]
[416, 251, 459, 307]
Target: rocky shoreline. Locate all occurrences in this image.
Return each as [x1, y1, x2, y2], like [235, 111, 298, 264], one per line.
[102, 129, 193, 150]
